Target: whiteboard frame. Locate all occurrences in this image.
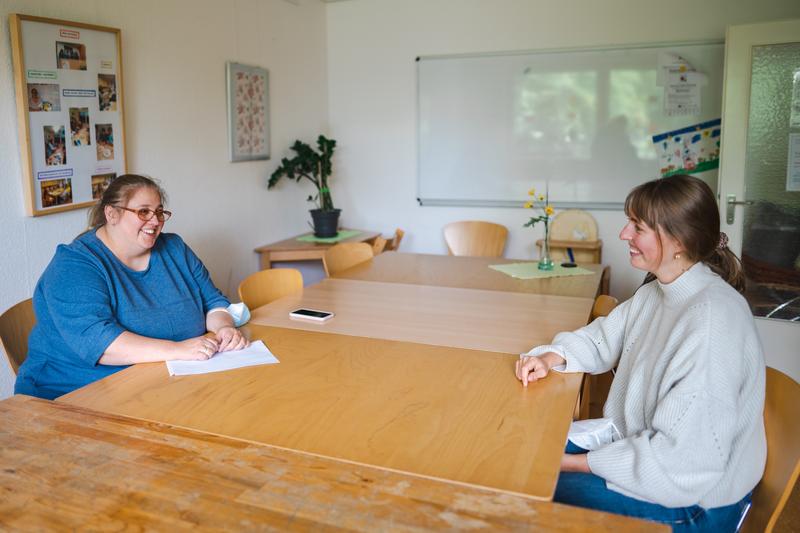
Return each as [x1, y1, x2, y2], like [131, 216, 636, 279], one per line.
[416, 39, 724, 210]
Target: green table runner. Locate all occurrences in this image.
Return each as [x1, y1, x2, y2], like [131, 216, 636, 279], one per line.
[489, 262, 594, 279]
[296, 230, 362, 243]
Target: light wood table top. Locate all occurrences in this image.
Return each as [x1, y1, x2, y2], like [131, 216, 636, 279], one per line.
[2, 395, 661, 531]
[335, 251, 605, 298]
[254, 229, 381, 269]
[249, 277, 594, 354]
[62, 325, 579, 500]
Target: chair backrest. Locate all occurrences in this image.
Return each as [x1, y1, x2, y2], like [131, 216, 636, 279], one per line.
[599, 266, 611, 296]
[575, 294, 619, 420]
[590, 294, 618, 321]
[323, 242, 374, 277]
[548, 209, 601, 264]
[237, 268, 303, 310]
[741, 367, 800, 533]
[0, 298, 36, 375]
[550, 209, 599, 241]
[372, 237, 388, 255]
[385, 228, 405, 252]
[443, 221, 508, 258]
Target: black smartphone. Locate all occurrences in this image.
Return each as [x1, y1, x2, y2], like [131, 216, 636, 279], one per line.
[289, 308, 334, 322]
[561, 262, 577, 268]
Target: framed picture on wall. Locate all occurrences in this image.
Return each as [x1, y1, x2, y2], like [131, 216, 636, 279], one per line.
[226, 61, 270, 162]
[10, 14, 127, 216]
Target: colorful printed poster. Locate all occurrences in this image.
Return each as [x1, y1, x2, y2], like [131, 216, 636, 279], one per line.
[652, 119, 721, 177]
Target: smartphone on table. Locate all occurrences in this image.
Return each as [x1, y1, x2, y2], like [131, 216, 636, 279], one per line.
[289, 308, 334, 322]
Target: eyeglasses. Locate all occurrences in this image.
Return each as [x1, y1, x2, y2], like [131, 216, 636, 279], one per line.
[115, 206, 172, 222]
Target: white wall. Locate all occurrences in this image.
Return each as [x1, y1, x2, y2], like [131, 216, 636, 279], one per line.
[325, 0, 800, 381]
[0, 0, 329, 398]
[326, 0, 800, 298]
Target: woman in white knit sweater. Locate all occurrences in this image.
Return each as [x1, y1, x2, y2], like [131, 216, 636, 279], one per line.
[517, 175, 766, 532]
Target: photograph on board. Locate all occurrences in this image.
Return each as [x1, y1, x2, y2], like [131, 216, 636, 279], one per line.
[69, 107, 91, 146]
[56, 41, 87, 70]
[27, 83, 60, 112]
[91, 172, 116, 200]
[98, 74, 117, 111]
[95, 123, 114, 160]
[43, 125, 66, 166]
[41, 178, 73, 208]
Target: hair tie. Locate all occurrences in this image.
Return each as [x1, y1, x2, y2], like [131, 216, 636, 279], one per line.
[717, 232, 729, 250]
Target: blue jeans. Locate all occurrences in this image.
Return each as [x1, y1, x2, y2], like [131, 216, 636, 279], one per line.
[556, 442, 751, 532]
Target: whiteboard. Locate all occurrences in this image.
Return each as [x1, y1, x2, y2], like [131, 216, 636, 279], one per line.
[417, 42, 724, 208]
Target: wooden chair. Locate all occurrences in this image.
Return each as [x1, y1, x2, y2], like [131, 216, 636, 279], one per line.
[372, 237, 388, 255]
[384, 229, 405, 252]
[537, 209, 603, 263]
[0, 298, 36, 375]
[598, 266, 611, 296]
[590, 294, 618, 321]
[574, 294, 619, 420]
[443, 221, 508, 258]
[323, 242, 374, 277]
[237, 268, 303, 310]
[740, 367, 800, 533]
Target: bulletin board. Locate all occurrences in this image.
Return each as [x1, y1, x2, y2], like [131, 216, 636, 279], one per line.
[10, 14, 127, 216]
[417, 41, 724, 209]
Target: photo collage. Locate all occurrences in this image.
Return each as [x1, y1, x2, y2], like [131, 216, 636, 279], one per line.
[23, 28, 122, 211]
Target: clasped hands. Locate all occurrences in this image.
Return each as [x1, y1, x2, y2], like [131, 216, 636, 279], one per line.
[174, 326, 247, 361]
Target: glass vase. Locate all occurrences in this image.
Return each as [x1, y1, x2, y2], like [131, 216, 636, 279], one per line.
[538, 224, 554, 271]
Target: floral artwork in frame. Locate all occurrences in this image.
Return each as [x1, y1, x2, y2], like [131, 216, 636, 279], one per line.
[226, 62, 270, 162]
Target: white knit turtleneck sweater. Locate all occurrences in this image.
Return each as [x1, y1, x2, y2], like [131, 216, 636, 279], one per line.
[531, 262, 766, 508]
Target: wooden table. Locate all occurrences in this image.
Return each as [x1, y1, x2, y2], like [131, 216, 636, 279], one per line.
[249, 277, 594, 354]
[254, 229, 381, 270]
[1, 395, 661, 531]
[335, 251, 605, 298]
[61, 325, 581, 500]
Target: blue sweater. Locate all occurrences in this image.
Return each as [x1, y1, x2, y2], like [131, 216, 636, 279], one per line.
[15, 231, 230, 399]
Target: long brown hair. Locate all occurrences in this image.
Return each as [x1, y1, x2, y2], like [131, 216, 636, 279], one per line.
[624, 174, 745, 293]
[86, 174, 167, 230]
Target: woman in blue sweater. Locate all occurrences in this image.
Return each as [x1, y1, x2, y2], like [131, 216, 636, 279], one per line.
[16, 174, 246, 399]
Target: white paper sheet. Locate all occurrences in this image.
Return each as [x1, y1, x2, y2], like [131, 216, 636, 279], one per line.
[787, 133, 800, 192]
[165, 340, 279, 376]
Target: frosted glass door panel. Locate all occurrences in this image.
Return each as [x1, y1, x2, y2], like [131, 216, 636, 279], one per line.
[741, 42, 800, 320]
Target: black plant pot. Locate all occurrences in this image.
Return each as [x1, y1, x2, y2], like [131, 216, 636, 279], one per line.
[310, 208, 341, 238]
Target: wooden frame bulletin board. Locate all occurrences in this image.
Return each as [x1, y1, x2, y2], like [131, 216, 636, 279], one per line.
[10, 14, 127, 216]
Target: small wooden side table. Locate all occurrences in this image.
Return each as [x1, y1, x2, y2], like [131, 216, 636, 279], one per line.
[254, 229, 381, 270]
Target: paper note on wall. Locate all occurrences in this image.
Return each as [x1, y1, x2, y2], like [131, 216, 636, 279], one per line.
[790, 69, 800, 128]
[787, 133, 800, 192]
[657, 52, 707, 116]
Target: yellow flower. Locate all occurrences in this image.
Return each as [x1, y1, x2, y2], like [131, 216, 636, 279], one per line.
[545, 205, 554, 216]
[523, 201, 533, 209]
[539, 194, 544, 201]
[528, 188, 536, 196]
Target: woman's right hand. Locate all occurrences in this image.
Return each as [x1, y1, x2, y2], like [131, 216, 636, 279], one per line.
[515, 352, 564, 386]
[171, 336, 220, 361]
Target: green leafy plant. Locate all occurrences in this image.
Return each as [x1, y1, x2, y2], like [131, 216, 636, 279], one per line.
[268, 135, 337, 211]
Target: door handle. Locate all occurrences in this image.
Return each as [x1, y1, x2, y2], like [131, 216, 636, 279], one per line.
[726, 194, 754, 224]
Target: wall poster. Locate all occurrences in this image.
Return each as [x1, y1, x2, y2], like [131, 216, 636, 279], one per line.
[10, 14, 126, 216]
[226, 61, 270, 162]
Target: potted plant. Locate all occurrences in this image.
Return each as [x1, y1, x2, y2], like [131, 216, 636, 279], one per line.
[268, 135, 340, 237]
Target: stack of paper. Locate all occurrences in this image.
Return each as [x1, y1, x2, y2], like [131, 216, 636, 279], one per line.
[165, 340, 279, 376]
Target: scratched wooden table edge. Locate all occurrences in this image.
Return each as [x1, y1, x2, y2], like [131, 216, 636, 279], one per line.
[47, 392, 555, 501]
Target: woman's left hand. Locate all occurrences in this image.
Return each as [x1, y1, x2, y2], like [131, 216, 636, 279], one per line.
[560, 452, 591, 473]
[215, 326, 248, 352]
